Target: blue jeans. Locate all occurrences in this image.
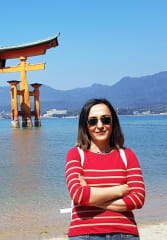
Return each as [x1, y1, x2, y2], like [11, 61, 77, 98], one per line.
[69, 233, 140, 240]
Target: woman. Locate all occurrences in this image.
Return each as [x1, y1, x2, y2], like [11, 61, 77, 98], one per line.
[65, 98, 145, 240]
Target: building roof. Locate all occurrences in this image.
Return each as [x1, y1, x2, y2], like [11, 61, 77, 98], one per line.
[0, 33, 60, 60]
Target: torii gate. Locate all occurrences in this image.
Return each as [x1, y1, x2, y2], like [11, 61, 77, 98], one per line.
[0, 33, 60, 128]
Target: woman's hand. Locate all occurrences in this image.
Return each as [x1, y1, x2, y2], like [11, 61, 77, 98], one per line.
[119, 184, 130, 197]
[79, 174, 87, 186]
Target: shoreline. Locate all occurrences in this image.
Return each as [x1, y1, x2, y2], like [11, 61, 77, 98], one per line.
[1, 113, 167, 120]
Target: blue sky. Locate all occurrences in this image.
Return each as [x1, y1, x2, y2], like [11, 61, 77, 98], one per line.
[0, 0, 167, 90]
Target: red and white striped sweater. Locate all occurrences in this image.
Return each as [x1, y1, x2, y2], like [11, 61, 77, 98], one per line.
[65, 147, 145, 236]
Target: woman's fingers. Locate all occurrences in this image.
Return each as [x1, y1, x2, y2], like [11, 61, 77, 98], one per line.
[79, 175, 87, 186]
[120, 184, 130, 196]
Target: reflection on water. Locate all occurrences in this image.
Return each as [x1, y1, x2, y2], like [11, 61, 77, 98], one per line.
[11, 129, 42, 198]
[0, 123, 71, 239]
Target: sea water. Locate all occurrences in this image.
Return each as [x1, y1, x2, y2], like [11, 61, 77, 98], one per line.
[0, 115, 167, 238]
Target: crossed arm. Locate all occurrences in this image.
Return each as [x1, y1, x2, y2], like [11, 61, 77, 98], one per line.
[79, 175, 129, 212]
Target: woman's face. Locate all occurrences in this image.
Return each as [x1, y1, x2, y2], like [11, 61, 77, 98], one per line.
[87, 103, 113, 146]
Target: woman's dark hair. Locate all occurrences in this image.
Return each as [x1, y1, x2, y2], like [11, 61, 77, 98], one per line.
[76, 98, 124, 150]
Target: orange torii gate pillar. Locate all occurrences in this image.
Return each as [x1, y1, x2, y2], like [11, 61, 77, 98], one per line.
[8, 80, 42, 128]
[8, 80, 20, 128]
[30, 83, 42, 127]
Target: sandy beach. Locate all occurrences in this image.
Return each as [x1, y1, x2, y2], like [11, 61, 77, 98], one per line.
[0, 221, 166, 240]
[138, 221, 167, 240]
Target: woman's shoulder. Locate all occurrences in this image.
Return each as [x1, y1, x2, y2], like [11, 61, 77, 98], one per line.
[124, 147, 140, 166]
[124, 147, 136, 155]
[124, 147, 138, 160]
[66, 147, 80, 158]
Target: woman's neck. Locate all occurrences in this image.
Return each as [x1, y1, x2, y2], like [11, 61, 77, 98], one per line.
[90, 141, 112, 154]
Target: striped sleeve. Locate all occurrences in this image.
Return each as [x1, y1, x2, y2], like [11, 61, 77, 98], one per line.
[123, 148, 145, 211]
[65, 148, 90, 206]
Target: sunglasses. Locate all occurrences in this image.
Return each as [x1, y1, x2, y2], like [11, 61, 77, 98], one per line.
[87, 116, 112, 127]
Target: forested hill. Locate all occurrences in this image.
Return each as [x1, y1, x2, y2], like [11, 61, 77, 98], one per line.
[0, 71, 167, 112]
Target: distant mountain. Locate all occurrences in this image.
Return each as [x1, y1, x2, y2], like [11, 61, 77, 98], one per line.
[0, 71, 167, 112]
[39, 71, 167, 111]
